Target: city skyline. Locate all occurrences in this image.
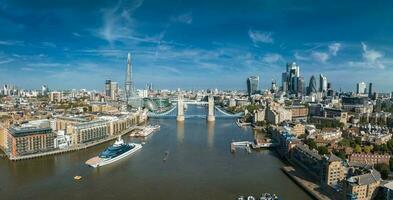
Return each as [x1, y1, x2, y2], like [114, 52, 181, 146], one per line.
[0, 0, 392, 91]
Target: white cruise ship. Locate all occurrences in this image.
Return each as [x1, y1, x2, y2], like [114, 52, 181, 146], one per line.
[85, 137, 142, 168]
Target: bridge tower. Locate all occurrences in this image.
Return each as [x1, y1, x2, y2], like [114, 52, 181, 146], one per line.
[177, 93, 185, 121]
[207, 95, 215, 122]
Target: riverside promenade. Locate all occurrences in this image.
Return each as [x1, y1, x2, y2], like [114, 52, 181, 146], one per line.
[8, 125, 145, 161]
[282, 166, 333, 200]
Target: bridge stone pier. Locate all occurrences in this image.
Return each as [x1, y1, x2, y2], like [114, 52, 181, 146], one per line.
[207, 95, 215, 122]
[176, 93, 185, 122]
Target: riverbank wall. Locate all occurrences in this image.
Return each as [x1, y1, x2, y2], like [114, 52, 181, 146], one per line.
[8, 125, 144, 161]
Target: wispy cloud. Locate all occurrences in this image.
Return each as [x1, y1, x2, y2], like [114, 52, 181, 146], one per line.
[361, 42, 383, 64]
[41, 42, 56, 48]
[171, 12, 193, 24]
[262, 53, 283, 63]
[97, 0, 144, 45]
[311, 51, 329, 63]
[248, 29, 274, 45]
[0, 58, 14, 65]
[73, 32, 81, 37]
[27, 62, 71, 68]
[0, 40, 24, 46]
[348, 42, 385, 69]
[294, 42, 341, 63]
[328, 42, 341, 56]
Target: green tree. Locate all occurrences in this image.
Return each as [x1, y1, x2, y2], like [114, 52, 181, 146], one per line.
[375, 163, 390, 180]
[304, 139, 317, 150]
[364, 146, 372, 154]
[333, 149, 347, 160]
[317, 146, 329, 155]
[354, 144, 362, 153]
[338, 138, 351, 147]
[390, 157, 393, 172]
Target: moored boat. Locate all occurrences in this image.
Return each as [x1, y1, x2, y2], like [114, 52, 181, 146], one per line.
[85, 136, 142, 168]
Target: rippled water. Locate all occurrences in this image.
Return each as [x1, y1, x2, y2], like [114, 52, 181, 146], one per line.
[0, 105, 311, 200]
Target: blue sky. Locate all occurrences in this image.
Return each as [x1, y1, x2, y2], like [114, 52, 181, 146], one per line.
[0, 0, 392, 92]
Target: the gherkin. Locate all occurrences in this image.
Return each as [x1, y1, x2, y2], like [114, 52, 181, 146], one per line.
[308, 75, 317, 95]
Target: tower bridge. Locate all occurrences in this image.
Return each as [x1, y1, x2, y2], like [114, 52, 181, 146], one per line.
[147, 94, 243, 120]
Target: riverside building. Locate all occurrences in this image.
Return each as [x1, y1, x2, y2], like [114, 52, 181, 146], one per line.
[6, 121, 56, 157]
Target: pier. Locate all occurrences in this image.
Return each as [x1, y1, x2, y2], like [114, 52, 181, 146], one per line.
[230, 141, 252, 153]
[8, 125, 145, 161]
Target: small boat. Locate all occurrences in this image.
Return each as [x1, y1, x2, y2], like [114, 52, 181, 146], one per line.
[163, 150, 170, 162]
[247, 196, 256, 200]
[74, 176, 82, 180]
[130, 125, 160, 137]
[85, 136, 142, 168]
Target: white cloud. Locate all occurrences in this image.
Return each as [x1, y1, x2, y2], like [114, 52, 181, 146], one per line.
[171, 13, 192, 24]
[97, 0, 144, 45]
[361, 42, 383, 63]
[294, 52, 309, 61]
[0, 58, 14, 65]
[27, 62, 71, 68]
[262, 53, 283, 63]
[347, 42, 386, 69]
[311, 51, 329, 63]
[73, 32, 81, 37]
[0, 40, 24, 46]
[328, 42, 341, 56]
[248, 29, 274, 44]
[41, 42, 56, 48]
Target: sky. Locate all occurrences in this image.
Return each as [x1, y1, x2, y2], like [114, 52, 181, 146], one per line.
[0, 0, 392, 92]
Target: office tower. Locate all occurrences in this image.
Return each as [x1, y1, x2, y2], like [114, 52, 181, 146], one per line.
[247, 76, 259, 96]
[282, 62, 300, 94]
[110, 82, 119, 100]
[105, 80, 111, 97]
[281, 72, 288, 93]
[319, 74, 327, 93]
[296, 76, 305, 96]
[105, 80, 119, 100]
[125, 52, 133, 101]
[356, 82, 367, 94]
[368, 82, 373, 97]
[307, 75, 317, 95]
[41, 85, 49, 96]
[327, 82, 334, 97]
[271, 80, 277, 93]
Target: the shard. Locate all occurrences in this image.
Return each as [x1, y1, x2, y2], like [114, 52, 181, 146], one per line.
[125, 52, 133, 101]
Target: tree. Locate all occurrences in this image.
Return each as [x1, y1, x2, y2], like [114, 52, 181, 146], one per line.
[338, 138, 351, 147]
[375, 163, 390, 180]
[304, 139, 317, 150]
[333, 149, 347, 160]
[389, 157, 393, 172]
[317, 146, 329, 155]
[354, 144, 362, 153]
[364, 146, 372, 154]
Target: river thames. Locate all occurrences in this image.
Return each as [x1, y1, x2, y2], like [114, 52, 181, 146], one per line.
[0, 105, 311, 200]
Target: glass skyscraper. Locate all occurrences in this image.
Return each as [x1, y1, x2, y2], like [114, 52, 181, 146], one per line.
[247, 76, 259, 96]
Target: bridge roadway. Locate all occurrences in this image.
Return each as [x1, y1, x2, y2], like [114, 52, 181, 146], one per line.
[147, 105, 243, 118]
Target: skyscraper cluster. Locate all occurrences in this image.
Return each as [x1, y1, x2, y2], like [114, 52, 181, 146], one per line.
[105, 80, 119, 101]
[307, 74, 331, 97]
[319, 74, 328, 93]
[281, 62, 304, 96]
[356, 82, 367, 94]
[356, 82, 374, 98]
